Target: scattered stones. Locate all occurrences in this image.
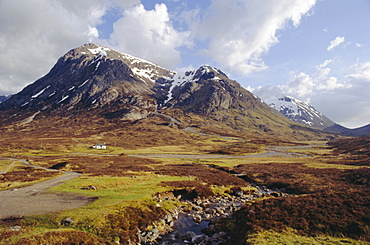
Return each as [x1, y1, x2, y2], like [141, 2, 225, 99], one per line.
[154, 185, 289, 245]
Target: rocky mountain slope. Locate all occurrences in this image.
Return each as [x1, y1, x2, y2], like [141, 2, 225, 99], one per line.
[0, 44, 330, 140]
[267, 96, 335, 129]
[0, 44, 174, 121]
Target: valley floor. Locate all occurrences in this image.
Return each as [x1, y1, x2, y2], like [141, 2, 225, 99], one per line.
[0, 130, 369, 244]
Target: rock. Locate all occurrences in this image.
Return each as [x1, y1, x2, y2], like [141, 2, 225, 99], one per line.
[270, 191, 280, 197]
[204, 208, 216, 215]
[61, 217, 74, 226]
[192, 205, 203, 212]
[8, 226, 21, 231]
[212, 233, 221, 241]
[195, 199, 202, 205]
[87, 185, 96, 190]
[152, 228, 159, 235]
[191, 234, 207, 244]
[165, 213, 173, 223]
[192, 214, 202, 223]
[185, 231, 196, 241]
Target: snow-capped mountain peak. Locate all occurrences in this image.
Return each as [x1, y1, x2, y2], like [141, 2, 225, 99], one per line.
[267, 96, 334, 129]
[157, 65, 229, 105]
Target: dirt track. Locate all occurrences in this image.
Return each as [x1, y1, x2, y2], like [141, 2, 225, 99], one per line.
[0, 170, 94, 219]
[0, 145, 312, 219]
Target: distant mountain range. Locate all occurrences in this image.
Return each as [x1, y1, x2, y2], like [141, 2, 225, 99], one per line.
[267, 96, 335, 129]
[0, 95, 11, 103]
[267, 96, 370, 137]
[0, 43, 367, 138]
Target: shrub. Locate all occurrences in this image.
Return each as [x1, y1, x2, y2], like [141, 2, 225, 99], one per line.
[225, 191, 370, 244]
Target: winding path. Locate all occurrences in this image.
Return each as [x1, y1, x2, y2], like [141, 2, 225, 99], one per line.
[0, 158, 92, 219]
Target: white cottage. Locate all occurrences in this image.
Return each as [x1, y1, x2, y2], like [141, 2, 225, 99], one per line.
[92, 143, 107, 149]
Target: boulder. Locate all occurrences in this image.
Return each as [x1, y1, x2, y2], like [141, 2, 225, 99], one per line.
[191, 234, 207, 244]
[192, 205, 203, 212]
[61, 217, 74, 226]
[185, 231, 196, 241]
[192, 214, 202, 223]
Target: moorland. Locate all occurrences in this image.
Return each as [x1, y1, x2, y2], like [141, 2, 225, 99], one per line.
[0, 114, 369, 245]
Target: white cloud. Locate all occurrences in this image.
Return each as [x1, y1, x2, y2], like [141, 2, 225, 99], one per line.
[346, 62, 370, 81]
[327, 36, 345, 51]
[253, 60, 370, 128]
[0, 0, 139, 95]
[317, 59, 332, 69]
[109, 4, 192, 69]
[189, 0, 316, 75]
[85, 26, 100, 42]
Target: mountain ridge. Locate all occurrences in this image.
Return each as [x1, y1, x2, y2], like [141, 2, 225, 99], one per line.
[267, 96, 370, 136]
[267, 96, 335, 129]
[0, 43, 333, 141]
[0, 43, 174, 121]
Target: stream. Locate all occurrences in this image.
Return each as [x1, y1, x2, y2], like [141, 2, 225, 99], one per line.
[155, 183, 287, 245]
[138, 145, 312, 245]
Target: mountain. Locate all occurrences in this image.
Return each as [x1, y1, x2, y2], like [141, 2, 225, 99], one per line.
[325, 123, 370, 137]
[267, 96, 335, 129]
[0, 95, 11, 103]
[0, 44, 331, 141]
[267, 96, 370, 136]
[156, 66, 302, 135]
[0, 43, 174, 121]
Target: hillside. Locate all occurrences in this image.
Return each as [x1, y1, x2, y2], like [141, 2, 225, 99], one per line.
[0, 44, 332, 141]
[328, 134, 370, 165]
[325, 123, 370, 137]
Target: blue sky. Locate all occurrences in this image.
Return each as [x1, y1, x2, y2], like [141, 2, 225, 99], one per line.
[1, 0, 370, 128]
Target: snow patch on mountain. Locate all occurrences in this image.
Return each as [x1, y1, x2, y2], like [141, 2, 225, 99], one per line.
[88, 46, 110, 57]
[58, 95, 69, 104]
[31, 85, 50, 98]
[131, 67, 155, 84]
[163, 66, 222, 104]
[267, 96, 334, 129]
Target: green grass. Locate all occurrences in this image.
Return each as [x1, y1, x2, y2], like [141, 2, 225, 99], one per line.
[0, 160, 13, 172]
[0, 173, 194, 244]
[248, 228, 370, 245]
[49, 173, 193, 206]
[46, 173, 194, 224]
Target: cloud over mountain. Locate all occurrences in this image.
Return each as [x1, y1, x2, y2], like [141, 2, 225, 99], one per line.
[252, 59, 370, 128]
[0, 0, 369, 128]
[109, 3, 192, 70]
[189, 0, 317, 75]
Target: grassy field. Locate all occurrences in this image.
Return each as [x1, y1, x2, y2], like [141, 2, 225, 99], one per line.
[248, 228, 370, 245]
[0, 160, 13, 172]
[0, 122, 369, 244]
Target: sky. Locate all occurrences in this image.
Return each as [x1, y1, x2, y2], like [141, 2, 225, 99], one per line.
[0, 0, 370, 128]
